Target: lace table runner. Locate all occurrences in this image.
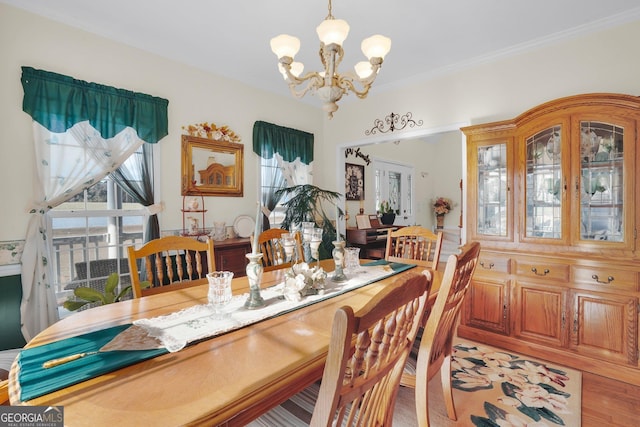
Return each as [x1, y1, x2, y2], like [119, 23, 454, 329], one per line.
[134, 262, 416, 352]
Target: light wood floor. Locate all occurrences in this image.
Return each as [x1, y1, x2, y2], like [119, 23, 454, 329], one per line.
[582, 372, 640, 427]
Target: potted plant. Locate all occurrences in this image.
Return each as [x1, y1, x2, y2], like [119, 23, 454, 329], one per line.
[378, 200, 397, 225]
[275, 184, 343, 260]
[63, 273, 149, 311]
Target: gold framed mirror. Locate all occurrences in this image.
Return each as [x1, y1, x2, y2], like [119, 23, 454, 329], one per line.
[181, 134, 244, 197]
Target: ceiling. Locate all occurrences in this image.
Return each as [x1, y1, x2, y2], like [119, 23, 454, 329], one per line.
[4, 0, 640, 108]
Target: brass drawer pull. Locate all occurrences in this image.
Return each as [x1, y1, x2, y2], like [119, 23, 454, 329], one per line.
[591, 274, 614, 284]
[531, 267, 550, 276]
[479, 261, 494, 269]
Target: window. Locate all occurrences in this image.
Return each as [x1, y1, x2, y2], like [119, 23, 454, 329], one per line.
[50, 147, 152, 316]
[260, 155, 287, 228]
[253, 121, 314, 229]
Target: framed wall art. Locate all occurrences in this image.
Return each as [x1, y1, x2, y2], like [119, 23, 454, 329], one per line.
[345, 163, 364, 201]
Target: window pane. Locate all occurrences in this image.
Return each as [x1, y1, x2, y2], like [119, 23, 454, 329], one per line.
[51, 175, 146, 315]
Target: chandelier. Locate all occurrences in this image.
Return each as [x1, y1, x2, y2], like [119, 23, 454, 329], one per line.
[270, 0, 391, 118]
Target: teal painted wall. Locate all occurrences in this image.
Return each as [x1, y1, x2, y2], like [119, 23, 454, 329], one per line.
[0, 274, 26, 350]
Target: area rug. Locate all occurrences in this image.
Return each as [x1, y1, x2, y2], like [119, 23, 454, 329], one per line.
[395, 339, 582, 427]
[248, 339, 582, 427]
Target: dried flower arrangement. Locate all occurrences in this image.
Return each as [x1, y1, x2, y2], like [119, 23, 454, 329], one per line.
[182, 122, 241, 143]
[433, 197, 452, 216]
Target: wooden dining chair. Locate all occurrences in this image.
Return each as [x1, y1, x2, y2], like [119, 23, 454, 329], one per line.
[385, 225, 444, 270]
[258, 228, 303, 272]
[127, 235, 215, 298]
[0, 379, 8, 405]
[251, 271, 433, 426]
[403, 241, 480, 427]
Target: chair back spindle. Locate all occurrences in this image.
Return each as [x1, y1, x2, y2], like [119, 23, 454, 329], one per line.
[385, 226, 443, 270]
[127, 236, 215, 298]
[258, 228, 303, 272]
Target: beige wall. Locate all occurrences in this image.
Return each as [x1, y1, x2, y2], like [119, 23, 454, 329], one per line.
[0, 3, 323, 242]
[318, 19, 640, 220]
[3, 2, 640, 246]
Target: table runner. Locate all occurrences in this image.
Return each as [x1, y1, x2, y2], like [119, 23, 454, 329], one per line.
[134, 261, 416, 352]
[17, 324, 167, 402]
[16, 260, 415, 402]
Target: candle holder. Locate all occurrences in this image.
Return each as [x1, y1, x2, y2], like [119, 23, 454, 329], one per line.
[310, 228, 323, 266]
[244, 253, 265, 309]
[331, 240, 347, 282]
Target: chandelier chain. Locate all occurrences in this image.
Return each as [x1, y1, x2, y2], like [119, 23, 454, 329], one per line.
[326, 0, 334, 19]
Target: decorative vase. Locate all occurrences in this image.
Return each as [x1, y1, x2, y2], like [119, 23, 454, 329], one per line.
[331, 240, 347, 282]
[380, 213, 396, 225]
[244, 253, 265, 309]
[436, 214, 445, 229]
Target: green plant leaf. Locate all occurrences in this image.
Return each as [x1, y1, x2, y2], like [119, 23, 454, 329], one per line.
[103, 292, 115, 305]
[73, 287, 106, 303]
[63, 300, 89, 311]
[115, 287, 131, 302]
[105, 273, 120, 294]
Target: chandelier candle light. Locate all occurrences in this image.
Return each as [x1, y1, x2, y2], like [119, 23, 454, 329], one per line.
[270, 0, 391, 118]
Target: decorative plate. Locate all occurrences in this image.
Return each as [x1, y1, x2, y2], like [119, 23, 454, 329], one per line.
[233, 215, 255, 238]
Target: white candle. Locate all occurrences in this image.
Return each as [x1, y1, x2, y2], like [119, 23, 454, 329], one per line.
[252, 202, 261, 254]
[335, 204, 341, 241]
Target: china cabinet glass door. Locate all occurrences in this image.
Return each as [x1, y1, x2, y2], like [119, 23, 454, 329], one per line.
[524, 125, 564, 240]
[476, 143, 508, 237]
[578, 121, 624, 242]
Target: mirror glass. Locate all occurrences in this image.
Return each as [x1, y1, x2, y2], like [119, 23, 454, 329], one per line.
[181, 135, 244, 197]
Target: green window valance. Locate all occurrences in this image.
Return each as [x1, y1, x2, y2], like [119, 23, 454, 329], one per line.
[21, 66, 169, 144]
[253, 120, 314, 164]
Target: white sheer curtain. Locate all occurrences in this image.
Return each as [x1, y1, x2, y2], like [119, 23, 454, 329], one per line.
[275, 153, 312, 187]
[20, 121, 143, 340]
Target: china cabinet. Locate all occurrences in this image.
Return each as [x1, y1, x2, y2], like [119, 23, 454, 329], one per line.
[461, 94, 640, 385]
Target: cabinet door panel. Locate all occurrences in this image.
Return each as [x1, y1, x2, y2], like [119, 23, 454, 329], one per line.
[466, 137, 514, 242]
[514, 281, 567, 347]
[570, 290, 638, 365]
[520, 117, 570, 245]
[571, 116, 635, 251]
[463, 278, 510, 335]
[215, 244, 250, 277]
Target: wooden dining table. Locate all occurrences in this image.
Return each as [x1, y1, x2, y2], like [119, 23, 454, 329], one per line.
[10, 259, 440, 426]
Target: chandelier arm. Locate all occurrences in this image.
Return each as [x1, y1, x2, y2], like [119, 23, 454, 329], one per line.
[278, 57, 325, 95]
[334, 62, 382, 99]
[286, 74, 324, 99]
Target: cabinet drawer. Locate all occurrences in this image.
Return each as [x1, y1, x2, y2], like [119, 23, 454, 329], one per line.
[572, 265, 638, 291]
[216, 247, 250, 277]
[475, 254, 511, 276]
[516, 261, 569, 282]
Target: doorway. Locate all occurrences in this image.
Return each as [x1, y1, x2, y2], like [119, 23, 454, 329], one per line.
[373, 159, 414, 226]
